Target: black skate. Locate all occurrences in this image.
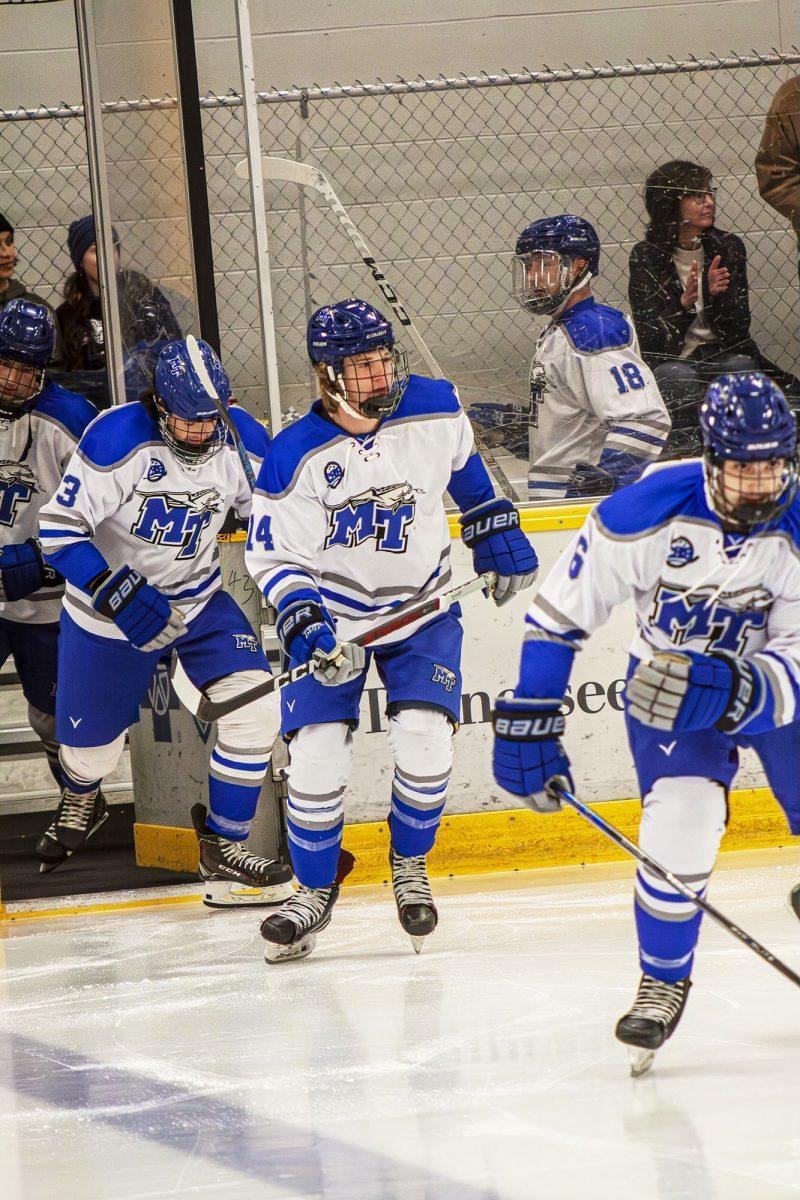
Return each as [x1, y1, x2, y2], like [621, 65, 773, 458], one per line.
[615, 974, 692, 1077]
[35, 789, 109, 874]
[260, 849, 355, 963]
[787, 883, 800, 921]
[390, 848, 438, 954]
[192, 803, 294, 909]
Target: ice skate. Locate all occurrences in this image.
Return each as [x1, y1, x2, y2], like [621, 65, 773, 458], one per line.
[192, 803, 294, 909]
[260, 883, 341, 963]
[787, 882, 800, 921]
[35, 789, 109, 873]
[260, 849, 355, 963]
[390, 848, 438, 953]
[615, 974, 692, 1077]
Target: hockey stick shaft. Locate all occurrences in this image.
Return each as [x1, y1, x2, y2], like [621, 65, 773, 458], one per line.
[185, 334, 258, 493]
[183, 571, 497, 723]
[546, 778, 800, 990]
[236, 155, 443, 379]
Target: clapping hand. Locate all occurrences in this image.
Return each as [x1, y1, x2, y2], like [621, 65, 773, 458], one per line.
[707, 254, 730, 296]
[680, 259, 699, 310]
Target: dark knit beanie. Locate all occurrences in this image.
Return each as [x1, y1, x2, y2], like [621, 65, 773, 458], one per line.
[67, 215, 120, 271]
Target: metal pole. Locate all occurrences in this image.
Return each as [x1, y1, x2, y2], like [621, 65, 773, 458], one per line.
[72, 0, 126, 407]
[169, 0, 221, 352]
[234, 0, 283, 436]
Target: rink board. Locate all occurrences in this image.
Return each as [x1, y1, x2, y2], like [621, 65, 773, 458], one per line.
[130, 505, 797, 883]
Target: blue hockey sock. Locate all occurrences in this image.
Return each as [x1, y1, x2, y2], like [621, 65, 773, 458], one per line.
[388, 764, 449, 857]
[285, 778, 345, 888]
[634, 869, 705, 983]
[207, 744, 269, 842]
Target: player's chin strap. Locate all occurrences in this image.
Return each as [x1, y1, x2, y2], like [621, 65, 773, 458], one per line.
[549, 265, 593, 320]
[171, 571, 498, 724]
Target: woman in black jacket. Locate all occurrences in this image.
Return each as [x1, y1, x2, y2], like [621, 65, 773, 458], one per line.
[629, 159, 799, 455]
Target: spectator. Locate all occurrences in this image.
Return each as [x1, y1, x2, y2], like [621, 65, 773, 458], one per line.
[755, 76, 800, 265]
[629, 159, 799, 456]
[0, 212, 55, 315]
[53, 215, 182, 407]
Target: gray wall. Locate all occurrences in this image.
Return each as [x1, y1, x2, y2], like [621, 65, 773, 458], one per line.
[2, 1, 800, 105]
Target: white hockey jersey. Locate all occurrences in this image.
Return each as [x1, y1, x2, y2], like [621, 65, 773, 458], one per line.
[38, 400, 266, 640]
[0, 382, 97, 625]
[528, 459, 800, 726]
[528, 297, 670, 501]
[245, 376, 485, 648]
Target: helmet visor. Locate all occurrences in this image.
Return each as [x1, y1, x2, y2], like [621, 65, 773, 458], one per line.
[0, 354, 44, 416]
[336, 346, 409, 418]
[158, 405, 226, 466]
[512, 250, 574, 316]
[708, 454, 798, 530]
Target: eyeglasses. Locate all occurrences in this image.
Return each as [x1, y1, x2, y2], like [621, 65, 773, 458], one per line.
[681, 188, 717, 201]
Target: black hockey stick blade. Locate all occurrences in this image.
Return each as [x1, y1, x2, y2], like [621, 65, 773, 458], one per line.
[545, 777, 800, 990]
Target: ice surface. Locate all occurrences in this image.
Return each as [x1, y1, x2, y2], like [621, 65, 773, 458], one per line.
[1, 851, 799, 1199]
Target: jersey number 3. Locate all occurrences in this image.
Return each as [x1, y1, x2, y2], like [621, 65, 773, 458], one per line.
[610, 363, 645, 394]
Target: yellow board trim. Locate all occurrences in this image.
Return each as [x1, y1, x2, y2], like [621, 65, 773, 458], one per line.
[219, 502, 594, 545]
[130, 786, 795, 886]
[3, 787, 791, 923]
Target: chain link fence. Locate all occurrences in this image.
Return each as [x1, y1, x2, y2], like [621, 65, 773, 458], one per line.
[2, 51, 800, 479]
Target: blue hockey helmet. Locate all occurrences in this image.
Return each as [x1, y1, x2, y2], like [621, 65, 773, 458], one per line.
[0, 299, 56, 416]
[307, 298, 408, 420]
[153, 337, 230, 465]
[699, 372, 799, 529]
[513, 215, 601, 317]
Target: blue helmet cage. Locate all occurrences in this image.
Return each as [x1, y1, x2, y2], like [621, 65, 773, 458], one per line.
[0, 299, 56, 417]
[699, 372, 799, 530]
[153, 337, 231, 466]
[306, 298, 409, 419]
[512, 215, 601, 317]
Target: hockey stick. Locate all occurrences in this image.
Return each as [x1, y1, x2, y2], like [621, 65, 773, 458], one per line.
[171, 570, 497, 723]
[546, 777, 800, 990]
[234, 155, 443, 379]
[186, 334, 257, 493]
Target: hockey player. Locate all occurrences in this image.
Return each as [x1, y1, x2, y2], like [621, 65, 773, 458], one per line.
[245, 298, 538, 962]
[492, 371, 800, 1074]
[0, 299, 96, 785]
[36, 336, 294, 905]
[512, 215, 671, 500]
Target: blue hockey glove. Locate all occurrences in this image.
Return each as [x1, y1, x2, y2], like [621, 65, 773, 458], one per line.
[492, 696, 573, 813]
[461, 497, 539, 607]
[626, 650, 762, 734]
[276, 599, 337, 665]
[0, 538, 62, 602]
[92, 565, 187, 651]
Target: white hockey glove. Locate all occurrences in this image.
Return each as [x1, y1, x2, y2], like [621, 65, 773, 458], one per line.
[139, 604, 188, 652]
[312, 641, 366, 687]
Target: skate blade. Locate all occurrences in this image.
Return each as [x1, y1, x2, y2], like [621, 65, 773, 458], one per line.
[202, 880, 295, 909]
[785, 889, 800, 921]
[410, 935, 426, 955]
[628, 1047, 656, 1078]
[264, 932, 317, 964]
[39, 848, 71, 874]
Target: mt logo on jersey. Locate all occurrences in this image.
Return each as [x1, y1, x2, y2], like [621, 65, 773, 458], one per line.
[0, 461, 39, 527]
[324, 481, 423, 552]
[131, 486, 223, 560]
